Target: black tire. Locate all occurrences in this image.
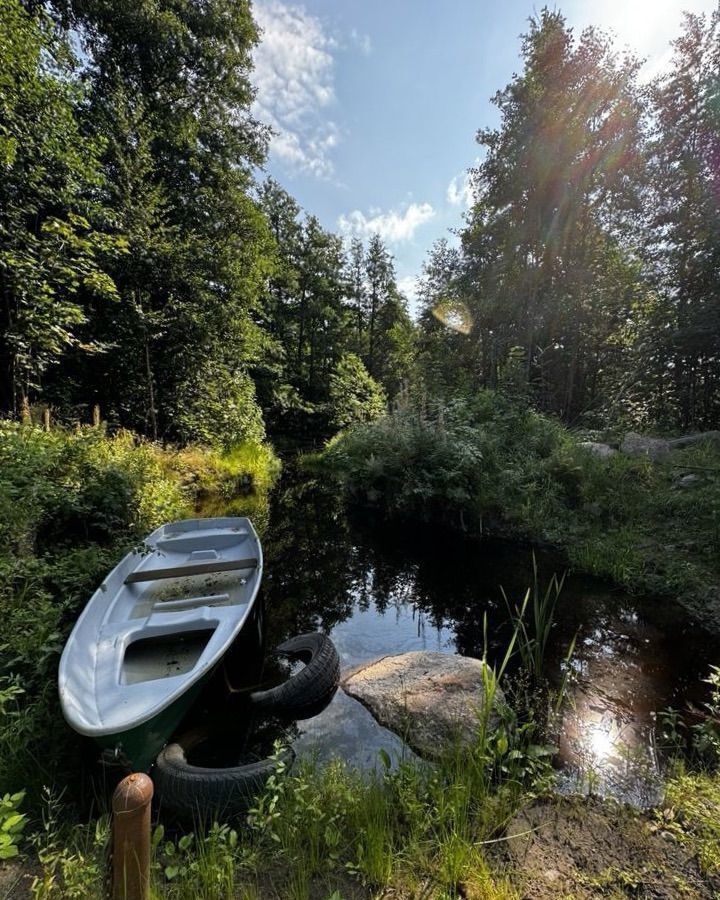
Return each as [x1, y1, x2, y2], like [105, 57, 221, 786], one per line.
[153, 727, 293, 824]
[249, 632, 340, 720]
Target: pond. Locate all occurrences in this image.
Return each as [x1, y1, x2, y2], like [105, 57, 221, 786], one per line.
[259, 473, 718, 808]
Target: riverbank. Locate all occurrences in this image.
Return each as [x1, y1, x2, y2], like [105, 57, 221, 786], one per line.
[1, 755, 718, 898]
[0, 423, 280, 801]
[320, 394, 720, 635]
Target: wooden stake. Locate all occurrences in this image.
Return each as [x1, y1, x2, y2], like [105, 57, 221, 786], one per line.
[43, 408, 51, 431]
[112, 773, 153, 900]
[93, 403, 101, 427]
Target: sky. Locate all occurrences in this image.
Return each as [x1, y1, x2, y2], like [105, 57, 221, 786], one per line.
[251, 0, 719, 308]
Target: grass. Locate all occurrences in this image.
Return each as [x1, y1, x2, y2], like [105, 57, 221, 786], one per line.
[663, 768, 720, 878]
[23, 730, 529, 899]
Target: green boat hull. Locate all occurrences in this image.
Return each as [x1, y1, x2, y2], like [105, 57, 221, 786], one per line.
[95, 676, 208, 772]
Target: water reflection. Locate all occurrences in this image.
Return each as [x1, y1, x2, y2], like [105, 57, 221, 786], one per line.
[263, 477, 716, 804]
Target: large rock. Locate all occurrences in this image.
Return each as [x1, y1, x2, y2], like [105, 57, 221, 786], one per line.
[620, 432, 671, 461]
[341, 651, 503, 760]
[620, 430, 720, 462]
[579, 441, 617, 459]
[668, 431, 720, 450]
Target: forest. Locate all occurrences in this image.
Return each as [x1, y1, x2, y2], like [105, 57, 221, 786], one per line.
[2, 0, 720, 897]
[3, 1, 720, 439]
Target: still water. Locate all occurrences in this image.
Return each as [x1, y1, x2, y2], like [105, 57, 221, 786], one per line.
[260, 476, 717, 807]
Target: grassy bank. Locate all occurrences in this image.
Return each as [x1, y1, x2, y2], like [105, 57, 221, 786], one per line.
[8, 640, 555, 899]
[7, 742, 720, 898]
[0, 423, 280, 801]
[320, 392, 720, 632]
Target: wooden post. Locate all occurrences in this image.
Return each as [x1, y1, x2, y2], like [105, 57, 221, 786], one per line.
[43, 407, 51, 432]
[93, 403, 101, 427]
[112, 773, 153, 900]
[20, 396, 31, 424]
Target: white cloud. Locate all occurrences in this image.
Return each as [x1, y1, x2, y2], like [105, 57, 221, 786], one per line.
[338, 202, 436, 243]
[350, 28, 372, 55]
[447, 172, 473, 207]
[252, 1, 339, 177]
[397, 275, 419, 300]
[397, 275, 421, 316]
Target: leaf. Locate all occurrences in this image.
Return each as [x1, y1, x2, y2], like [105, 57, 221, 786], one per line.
[1, 814, 26, 833]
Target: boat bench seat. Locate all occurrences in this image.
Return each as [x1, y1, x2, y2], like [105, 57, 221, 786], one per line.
[124, 557, 258, 584]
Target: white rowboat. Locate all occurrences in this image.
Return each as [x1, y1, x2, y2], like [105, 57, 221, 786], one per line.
[58, 517, 263, 770]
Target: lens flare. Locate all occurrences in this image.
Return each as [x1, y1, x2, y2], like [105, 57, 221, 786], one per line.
[431, 298, 473, 335]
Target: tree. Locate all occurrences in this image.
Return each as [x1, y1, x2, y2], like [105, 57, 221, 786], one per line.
[459, 9, 646, 418]
[0, 0, 120, 415]
[416, 239, 474, 396]
[364, 234, 395, 376]
[328, 353, 386, 431]
[346, 237, 367, 349]
[47, 0, 272, 442]
[646, 9, 720, 428]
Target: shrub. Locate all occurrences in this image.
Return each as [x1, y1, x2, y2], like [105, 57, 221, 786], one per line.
[328, 353, 387, 431]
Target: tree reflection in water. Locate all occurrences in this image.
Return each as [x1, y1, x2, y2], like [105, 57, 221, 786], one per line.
[261, 473, 717, 804]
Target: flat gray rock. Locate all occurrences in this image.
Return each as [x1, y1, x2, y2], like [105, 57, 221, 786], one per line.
[620, 432, 671, 461]
[579, 441, 617, 459]
[668, 431, 720, 450]
[341, 651, 503, 760]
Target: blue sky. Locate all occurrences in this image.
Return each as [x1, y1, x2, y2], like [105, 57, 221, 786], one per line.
[251, 0, 717, 307]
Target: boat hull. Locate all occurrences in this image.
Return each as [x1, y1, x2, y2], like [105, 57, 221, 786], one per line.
[97, 675, 209, 772]
[93, 594, 265, 771]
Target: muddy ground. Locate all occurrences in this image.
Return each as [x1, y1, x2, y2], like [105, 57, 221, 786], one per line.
[503, 797, 719, 899]
[2, 796, 718, 898]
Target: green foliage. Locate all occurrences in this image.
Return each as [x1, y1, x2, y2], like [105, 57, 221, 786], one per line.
[31, 789, 109, 899]
[323, 392, 720, 620]
[172, 362, 267, 449]
[643, 9, 720, 428]
[324, 391, 574, 534]
[426, 9, 647, 423]
[0, 790, 26, 860]
[663, 769, 720, 877]
[328, 353, 387, 431]
[0, 0, 122, 412]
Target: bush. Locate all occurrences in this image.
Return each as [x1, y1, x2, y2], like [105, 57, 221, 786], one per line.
[322, 391, 720, 620]
[171, 361, 267, 449]
[328, 353, 387, 431]
[323, 391, 575, 535]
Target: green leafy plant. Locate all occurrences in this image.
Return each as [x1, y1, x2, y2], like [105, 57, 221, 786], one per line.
[0, 790, 26, 860]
